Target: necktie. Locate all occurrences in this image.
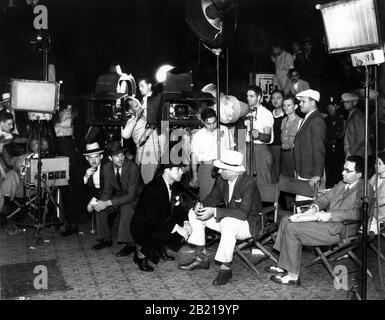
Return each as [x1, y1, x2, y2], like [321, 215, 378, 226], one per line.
[116, 168, 122, 190]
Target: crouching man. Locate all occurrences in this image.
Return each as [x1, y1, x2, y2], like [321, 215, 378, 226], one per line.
[131, 160, 192, 272]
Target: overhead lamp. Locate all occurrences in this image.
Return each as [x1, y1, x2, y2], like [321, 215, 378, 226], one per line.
[155, 64, 175, 83]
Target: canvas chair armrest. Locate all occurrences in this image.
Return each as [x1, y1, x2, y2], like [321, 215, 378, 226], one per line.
[259, 206, 275, 216]
[293, 200, 313, 207]
[341, 219, 361, 239]
[342, 219, 360, 225]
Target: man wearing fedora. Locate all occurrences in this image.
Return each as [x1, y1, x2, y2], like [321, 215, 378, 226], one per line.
[60, 141, 104, 236]
[294, 89, 326, 190]
[179, 150, 262, 285]
[91, 141, 143, 257]
[131, 159, 192, 272]
[342, 92, 371, 158]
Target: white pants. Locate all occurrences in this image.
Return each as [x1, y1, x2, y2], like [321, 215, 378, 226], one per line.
[187, 209, 252, 263]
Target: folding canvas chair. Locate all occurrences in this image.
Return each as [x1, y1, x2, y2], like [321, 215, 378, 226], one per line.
[302, 220, 374, 281]
[278, 174, 318, 214]
[234, 182, 280, 274]
[367, 223, 385, 262]
[276, 175, 373, 281]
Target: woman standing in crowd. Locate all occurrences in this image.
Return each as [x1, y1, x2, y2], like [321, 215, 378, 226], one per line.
[280, 95, 302, 178]
[369, 151, 385, 234]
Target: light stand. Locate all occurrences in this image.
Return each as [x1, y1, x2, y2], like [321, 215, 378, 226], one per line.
[360, 64, 371, 300]
[213, 48, 222, 159]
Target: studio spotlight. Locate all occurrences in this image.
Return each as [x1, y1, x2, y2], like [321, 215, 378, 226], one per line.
[155, 65, 175, 83]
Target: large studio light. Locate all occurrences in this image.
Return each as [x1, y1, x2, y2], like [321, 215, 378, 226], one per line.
[155, 64, 175, 83]
[185, 0, 237, 49]
[318, 0, 382, 54]
[318, 0, 384, 301]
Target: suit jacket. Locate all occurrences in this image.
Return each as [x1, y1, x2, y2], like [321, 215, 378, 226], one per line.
[345, 108, 371, 157]
[294, 110, 326, 179]
[82, 163, 104, 200]
[202, 172, 263, 238]
[314, 179, 374, 237]
[100, 159, 143, 206]
[132, 176, 188, 236]
[283, 79, 310, 96]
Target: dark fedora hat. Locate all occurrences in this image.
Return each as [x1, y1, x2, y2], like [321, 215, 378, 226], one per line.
[160, 160, 188, 170]
[106, 140, 128, 157]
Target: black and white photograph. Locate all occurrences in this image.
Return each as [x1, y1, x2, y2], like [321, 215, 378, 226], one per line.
[0, 0, 385, 305]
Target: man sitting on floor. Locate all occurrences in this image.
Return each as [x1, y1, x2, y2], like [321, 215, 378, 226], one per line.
[266, 155, 374, 285]
[179, 150, 262, 285]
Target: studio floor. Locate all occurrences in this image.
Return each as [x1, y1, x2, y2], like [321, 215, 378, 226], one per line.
[1, 217, 385, 300]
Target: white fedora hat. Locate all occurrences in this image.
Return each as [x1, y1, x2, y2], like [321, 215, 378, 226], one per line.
[296, 89, 320, 102]
[213, 150, 246, 172]
[83, 142, 104, 156]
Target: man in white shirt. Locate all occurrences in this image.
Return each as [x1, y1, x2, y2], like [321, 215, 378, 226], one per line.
[138, 77, 153, 118]
[121, 97, 160, 184]
[179, 150, 262, 286]
[190, 108, 235, 200]
[244, 85, 274, 184]
[271, 44, 294, 91]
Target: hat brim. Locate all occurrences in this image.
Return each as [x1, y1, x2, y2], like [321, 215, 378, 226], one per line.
[108, 147, 128, 156]
[83, 148, 104, 156]
[213, 160, 246, 172]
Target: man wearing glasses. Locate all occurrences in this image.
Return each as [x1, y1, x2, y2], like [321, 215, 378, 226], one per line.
[266, 155, 374, 285]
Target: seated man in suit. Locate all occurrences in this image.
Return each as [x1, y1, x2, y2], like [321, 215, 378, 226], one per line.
[179, 150, 263, 285]
[131, 160, 192, 272]
[266, 155, 374, 285]
[91, 141, 143, 257]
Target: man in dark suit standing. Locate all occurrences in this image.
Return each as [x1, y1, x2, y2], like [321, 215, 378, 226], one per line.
[294, 89, 326, 189]
[179, 150, 262, 285]
[266, 156, 374, 285]
[131, 161, 192, 272]
[92, 141, 143, 257]
[342, 92, 371, 158]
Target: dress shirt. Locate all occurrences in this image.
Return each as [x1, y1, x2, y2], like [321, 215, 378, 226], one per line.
[228, 177, 238, 202]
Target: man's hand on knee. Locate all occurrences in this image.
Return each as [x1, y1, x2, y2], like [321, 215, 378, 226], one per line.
[94, 200, 112, 212]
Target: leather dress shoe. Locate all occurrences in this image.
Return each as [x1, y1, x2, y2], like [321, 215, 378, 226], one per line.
[178, 258, 210, 271]
[134, 252, 154, 272]
[116, 245, 135, 257]
[159, 250, 175, 261]
[213, 269, 232, 285]
[264, 265, 286, 274]
[270, 274, 300, 286]
[92, 240, 113, 250]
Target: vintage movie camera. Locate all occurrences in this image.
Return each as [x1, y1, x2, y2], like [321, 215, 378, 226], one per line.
[81, 70, 136, 126]
[150, 91, 214, 129]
